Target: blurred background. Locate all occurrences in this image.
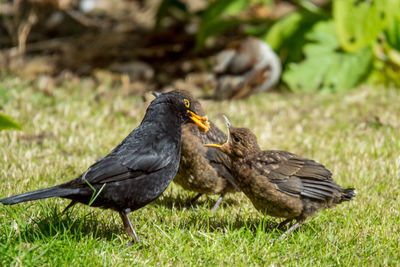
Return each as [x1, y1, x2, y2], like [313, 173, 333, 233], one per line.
[1, 0, 400, 127]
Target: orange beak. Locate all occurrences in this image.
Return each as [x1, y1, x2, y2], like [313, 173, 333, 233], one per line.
[188, 110, 210, 132]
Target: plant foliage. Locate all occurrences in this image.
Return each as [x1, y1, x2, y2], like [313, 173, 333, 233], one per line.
[195, 0, 250, 49]
[157, 0, 400, 92]
[0, 113, 21, 131]
[283, 21, 372, 92]
[333, 0, 395, 53]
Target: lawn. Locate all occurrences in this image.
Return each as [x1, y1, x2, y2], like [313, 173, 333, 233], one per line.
[0, 76, 399, 266]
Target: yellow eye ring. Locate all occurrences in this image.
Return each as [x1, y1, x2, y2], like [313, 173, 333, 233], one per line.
[183, 99, 190, 108]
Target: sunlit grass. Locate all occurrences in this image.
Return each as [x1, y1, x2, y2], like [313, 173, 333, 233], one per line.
[0, 76, 399, 265]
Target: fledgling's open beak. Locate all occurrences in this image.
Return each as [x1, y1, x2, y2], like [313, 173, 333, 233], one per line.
[203, 115, 231, 149]
[188, 110, 210, 132]
[203, 140, 230, 155]
[203, 143, 223, 148]
[203, 141, 229, 155]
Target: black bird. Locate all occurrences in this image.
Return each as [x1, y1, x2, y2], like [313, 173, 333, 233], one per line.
[205, 116, 355, 239]
[0, 90, 210, 244]
[153, 91, 239, 212]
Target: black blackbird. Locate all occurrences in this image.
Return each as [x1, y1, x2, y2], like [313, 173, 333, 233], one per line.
[152, 91, 239, 212]
[205, 116, 355, 239]
[0, 90, 210, 244]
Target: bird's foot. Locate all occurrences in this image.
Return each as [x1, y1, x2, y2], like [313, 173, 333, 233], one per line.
[211, 195, 224, 213]
[126, 241, 135, 247]
[126, 236, 140, 247]
[278, 221, 303, 240]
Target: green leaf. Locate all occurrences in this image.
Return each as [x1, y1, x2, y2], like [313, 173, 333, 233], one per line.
[195, 0, 250, 49]
[283, 21, 372, 92]
[0, 113, 21, 131]
[263, 11, 322, 64]
[384, 1, 400, 51]
[333, 0, 396, 52]
[265, 12, 304, 50]
[244, 23, 273, 37]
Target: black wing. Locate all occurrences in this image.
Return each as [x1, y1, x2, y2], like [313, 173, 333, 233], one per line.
[74, 126, 178, 185]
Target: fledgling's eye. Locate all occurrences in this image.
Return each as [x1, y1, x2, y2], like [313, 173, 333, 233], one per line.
[233, 135, 241, 143]
[183, 99, 190, 108]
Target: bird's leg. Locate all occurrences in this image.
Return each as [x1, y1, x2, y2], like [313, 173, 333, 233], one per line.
[211, 193, 225, 213]
[278, 218, 293, 229]
[278, 220, 303, 240]
[61, 200, 77, 214]
[189, 193, 202, 205]
[119, 209, 140, 245]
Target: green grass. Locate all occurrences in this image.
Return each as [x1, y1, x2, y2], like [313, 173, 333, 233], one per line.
[0, 76, 399, 266]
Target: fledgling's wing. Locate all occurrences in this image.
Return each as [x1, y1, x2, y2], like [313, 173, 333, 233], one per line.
[201, 122, 239, 190]
[256, 150, 339, 201]
[203, 122, 227, 144]
[207, 149, 239, 191]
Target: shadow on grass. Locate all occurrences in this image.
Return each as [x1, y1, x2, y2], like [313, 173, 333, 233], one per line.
[16, 205, 122, 243]
[152, 192, 285, 235]
[7, 200, 290, 245]
[185, 212, 281, 235]
[152, 195, 283, 235]
[154, 193, 240, 211]
[150, 193, 288, 236]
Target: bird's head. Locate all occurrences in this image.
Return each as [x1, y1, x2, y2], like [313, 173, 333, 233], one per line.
[203, 115, 260, 159]
[151, 90, 210, 132]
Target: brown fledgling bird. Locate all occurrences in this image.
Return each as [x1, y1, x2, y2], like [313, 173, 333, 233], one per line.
[205, 116, 355, 239]
[152, 91, 239, 212]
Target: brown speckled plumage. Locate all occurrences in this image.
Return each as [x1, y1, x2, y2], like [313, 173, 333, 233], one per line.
[207, 119, 355, 238]
[174, 121, 238, 209]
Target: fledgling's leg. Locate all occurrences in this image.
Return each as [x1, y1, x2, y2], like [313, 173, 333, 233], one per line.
[211, 193, 226, 213]
[279, 220, 303, 240]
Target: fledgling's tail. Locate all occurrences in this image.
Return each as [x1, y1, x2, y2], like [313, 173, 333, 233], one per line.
[341, 188, 356, 202]
[0, 185, 79, 205]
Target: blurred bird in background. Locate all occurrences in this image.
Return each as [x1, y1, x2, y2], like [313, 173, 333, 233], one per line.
[213, 37, 281, 100]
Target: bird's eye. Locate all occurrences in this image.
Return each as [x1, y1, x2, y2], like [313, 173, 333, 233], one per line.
[233, 136, 241, 143]
[183, 99, 190, 108]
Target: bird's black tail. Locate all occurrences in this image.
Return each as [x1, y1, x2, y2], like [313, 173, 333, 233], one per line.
[0, 185, 79, 205]
[341, 188, 356, 202]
